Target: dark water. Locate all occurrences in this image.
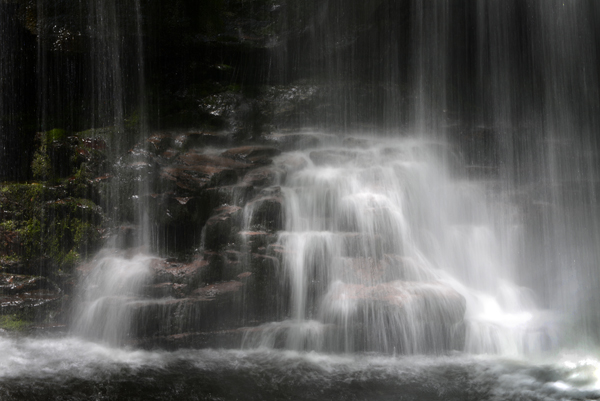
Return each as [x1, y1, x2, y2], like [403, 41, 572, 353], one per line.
[0, 335, 599, 401]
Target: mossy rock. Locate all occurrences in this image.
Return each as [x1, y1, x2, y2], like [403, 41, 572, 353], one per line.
[0, 314, 32, 332]
[0, 183, 106, 273]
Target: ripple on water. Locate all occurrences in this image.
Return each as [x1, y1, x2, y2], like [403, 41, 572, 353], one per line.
[0, 336, 599, 400]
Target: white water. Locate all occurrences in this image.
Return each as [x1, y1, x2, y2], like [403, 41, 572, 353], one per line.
[70, 252, 155, 345]
[242, 136, 555, 356]
[0, 335, 599, 400]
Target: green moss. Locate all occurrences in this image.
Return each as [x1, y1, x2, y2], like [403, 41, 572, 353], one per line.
[0, 314, 32, 332]
[76, 126, 117, 139]
[45, 128, 68, 144]
[31, 150, 51, 180]
[1, 182, 105, 271]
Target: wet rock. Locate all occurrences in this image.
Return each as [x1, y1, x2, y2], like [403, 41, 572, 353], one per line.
[110, 225, 138, 249]
[150, 258, 207, 286]
[130, 280, 246, 338]
[115, 149, 161, 192]
[237, 231, 277, 254]
[160, 164, 239, 194]
[309, 149, 360, 166]
[144, 282, 188, 298]
[31, 130, 81, 180]
[326, 280, 466, 325]
[147, 193, 211, 227]
[274, 153, 309, 175]
[159, 150, 253, 194]
[265, 132, 322, 151]
[158, 148, 180, 164]
[192, 280, 244, 299]
[244, 254, 281, 319]
[323, 280, 466, 352]
[138, 329, 245, 350]
[246, 192, 284, 232]
[177, 151, 251, 170]
[173, 132, 231, 149]
[221, 146, 281, 165]
[243, 166, 286, 188]
[339, 232, 384, 259]
[202, 206, 244, 251]
[200, 250, 247, 283]
[146, 133, 173, 154]
[335, 257, 387, 284]
[203, 183, 254, 207]
[0, 225, 22, 257]
[0, 273, 60, 296]
[0, 273, 63, 327]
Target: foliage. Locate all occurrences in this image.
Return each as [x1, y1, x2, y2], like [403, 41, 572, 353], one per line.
[0, 314, 31, 332]
[0, 182, 105, 271]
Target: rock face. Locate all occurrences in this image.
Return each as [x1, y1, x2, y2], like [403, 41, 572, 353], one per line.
[4, 132, 468, 352]
[322, 280, 466, 353]
[0, 273, 64, 332]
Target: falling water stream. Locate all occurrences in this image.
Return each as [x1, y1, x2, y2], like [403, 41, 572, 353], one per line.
[2, 1, 600, 400]
[1, 135, 595, 400]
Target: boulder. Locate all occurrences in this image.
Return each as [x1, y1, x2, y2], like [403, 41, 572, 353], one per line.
[245, 187, 285, 232]
[243, 165, 286, 188]
[201, 250, 246, 282]
[160, 164, 238, 194]
[202, 183, 254, 208]
[202, 206, 243, 251]
[150, 257, 207, 287]
[237, 231, 277, 254]
[326, 281, 465, 322]
[0, 273, 64, 331]
[158, 150, 254, 194]
[221, 146, 281, 165]
[176, 151, 252, 170]
[243, 254, 281, 320]
[146, 133, 173, 154]
[129, 280, 246, 339]
[246, 192, 284, 232]
[339, 232, 384, 259]
[322, 280, 467, 353]
[173, 132, 231, 149]
[273, 153, 309, 175]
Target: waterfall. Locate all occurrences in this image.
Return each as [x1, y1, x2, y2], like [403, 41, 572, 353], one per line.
[3, 1, 600, 399]
[71, 252, 154, 345]
[242, 137, 552, 355]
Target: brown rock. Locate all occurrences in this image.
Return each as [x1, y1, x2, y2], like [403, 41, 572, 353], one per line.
[202, 206, 243, 251]
[243, 166, 286, 188]
[173, 132, 230, 149]
[246, 190, 284, 232]
[221, 146, 281, 165]
[150, 257, 208, 285]
[146, 133, 172, 154]
[327, 280, 466, 324]
[274, 153, 309, 175]
[160, 165, 238, 194]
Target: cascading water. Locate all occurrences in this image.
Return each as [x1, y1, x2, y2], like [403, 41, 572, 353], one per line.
[2, 0, 600, 400]
[71, 252, 155, 345]
[242, 137, 548, 355]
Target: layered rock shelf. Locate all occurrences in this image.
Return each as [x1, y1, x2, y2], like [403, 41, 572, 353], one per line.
[1, 131, 468, 353]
